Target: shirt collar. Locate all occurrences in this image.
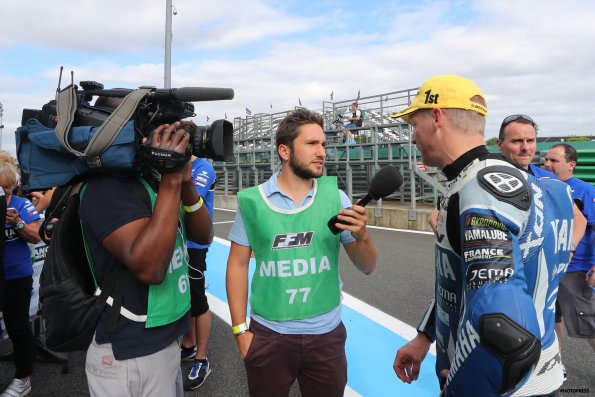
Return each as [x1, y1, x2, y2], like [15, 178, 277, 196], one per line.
[442, 145, 490, 181]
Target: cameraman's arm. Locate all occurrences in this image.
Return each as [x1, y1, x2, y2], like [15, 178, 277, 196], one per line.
[102, 123, 190, 285]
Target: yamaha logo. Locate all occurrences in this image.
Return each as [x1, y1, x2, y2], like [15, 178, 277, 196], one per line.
[482, 172, 524, 194]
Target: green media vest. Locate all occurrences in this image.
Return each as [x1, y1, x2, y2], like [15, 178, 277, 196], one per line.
[84, 178, 191, 329]
[238, 176, 342, 321]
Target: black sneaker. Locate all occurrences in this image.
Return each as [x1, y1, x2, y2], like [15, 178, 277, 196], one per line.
[180, 345, 196, 362]
[184, 358, 211, 390]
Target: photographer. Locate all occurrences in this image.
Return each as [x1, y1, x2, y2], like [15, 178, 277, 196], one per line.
[80, 122, 213, 397]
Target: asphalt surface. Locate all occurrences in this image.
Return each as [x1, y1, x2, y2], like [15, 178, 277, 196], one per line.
[1, 208, 593, 396]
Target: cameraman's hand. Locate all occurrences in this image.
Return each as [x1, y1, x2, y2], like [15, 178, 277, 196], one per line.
[148, 122, 189, 156]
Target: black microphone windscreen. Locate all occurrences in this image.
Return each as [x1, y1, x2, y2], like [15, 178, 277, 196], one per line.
[173, 87, 235, 102]
[369, 166, 403, 200]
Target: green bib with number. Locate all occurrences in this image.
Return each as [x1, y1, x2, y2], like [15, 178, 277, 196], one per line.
[238, 176, 341, 321]
[141, 179, 191, 328]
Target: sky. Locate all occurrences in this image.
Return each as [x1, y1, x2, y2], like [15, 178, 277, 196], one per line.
[1, 0, 595, 156]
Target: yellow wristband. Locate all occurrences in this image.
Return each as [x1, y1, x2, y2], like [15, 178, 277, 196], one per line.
[183, 196, 203, 213]
[232, 322, 248, 336]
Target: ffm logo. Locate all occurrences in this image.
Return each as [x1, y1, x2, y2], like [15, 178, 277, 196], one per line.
[424, 90, 439, 104]
[272, 232, 314, 250]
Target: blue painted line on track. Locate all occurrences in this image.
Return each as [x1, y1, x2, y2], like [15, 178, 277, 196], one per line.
[206, 240, 438, 396]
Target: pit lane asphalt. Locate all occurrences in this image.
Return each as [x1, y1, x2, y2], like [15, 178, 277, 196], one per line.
[1, 208, 593, 396]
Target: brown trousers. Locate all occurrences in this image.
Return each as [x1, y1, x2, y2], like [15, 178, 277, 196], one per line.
[244, 320, 347, 397]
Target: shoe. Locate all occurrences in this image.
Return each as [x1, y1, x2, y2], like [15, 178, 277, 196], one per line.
[180, 345, 197, 362]
[562, 364, 567, 383]
[184, 358, 211, 390]
[1, 378, 31, 397]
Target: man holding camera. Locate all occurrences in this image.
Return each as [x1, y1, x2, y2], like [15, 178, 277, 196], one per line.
[79, 122, 213, 397]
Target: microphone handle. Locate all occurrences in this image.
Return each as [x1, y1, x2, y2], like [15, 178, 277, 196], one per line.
[355, 193, 374, 207]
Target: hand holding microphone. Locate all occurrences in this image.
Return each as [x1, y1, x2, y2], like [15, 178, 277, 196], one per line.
[328, 166, 404, 234]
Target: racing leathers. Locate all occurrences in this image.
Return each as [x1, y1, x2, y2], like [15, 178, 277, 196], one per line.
[419, 146, 574, 396]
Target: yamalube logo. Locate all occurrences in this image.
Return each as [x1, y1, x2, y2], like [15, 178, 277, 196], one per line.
[272, 232, 314, 250]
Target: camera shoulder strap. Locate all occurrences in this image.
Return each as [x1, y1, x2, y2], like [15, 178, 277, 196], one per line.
[84, 87, 152, 162]
[55, 87, 152, 166]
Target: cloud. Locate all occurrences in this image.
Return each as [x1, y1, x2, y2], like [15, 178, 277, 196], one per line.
[2, 0, 595, 157]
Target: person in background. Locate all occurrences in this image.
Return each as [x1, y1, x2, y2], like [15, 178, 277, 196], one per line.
[340, 102, 362, 145]
[226, 108, 377, 397]
[496, 114, 555, 178]
[1, 161, 41, 397]
[544, 144, 595, 357]
[179, 120, 217, 391]
[391, 74, 580, 396]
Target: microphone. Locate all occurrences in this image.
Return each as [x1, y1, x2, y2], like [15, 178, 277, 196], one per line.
[84, 87, 235, 102]
[161, 87, 235, 102]
[327, 165, 404, 234]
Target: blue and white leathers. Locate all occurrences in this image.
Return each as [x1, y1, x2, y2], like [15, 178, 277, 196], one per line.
[430, 154, 574, 396]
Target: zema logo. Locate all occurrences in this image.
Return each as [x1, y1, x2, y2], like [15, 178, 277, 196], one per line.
[272, 232, 314, 250]
[424, 90, 439, 104]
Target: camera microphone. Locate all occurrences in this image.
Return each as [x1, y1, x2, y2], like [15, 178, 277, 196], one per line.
[154, 87, 235, 102]
[327, 165, 403, 234]
[85, 87, 235, 102]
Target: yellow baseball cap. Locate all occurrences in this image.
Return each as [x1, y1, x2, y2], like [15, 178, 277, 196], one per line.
[390, 74, 488, 122]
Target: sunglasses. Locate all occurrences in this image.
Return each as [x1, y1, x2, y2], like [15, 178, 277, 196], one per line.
[500, 114, 535, 129]
[499, 114, 536, 139]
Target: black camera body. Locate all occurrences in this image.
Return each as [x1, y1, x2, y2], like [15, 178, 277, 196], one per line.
[21, 80, 235, 162]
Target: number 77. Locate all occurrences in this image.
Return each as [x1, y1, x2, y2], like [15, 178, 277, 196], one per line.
[285, 287, 311, 304]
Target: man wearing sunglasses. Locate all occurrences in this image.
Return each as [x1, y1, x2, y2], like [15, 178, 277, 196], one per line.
[496, 114, 555, 178]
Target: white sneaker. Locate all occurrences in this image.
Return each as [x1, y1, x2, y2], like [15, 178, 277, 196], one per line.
[0, 378, 31, 397]
[562, 364, 567, 383]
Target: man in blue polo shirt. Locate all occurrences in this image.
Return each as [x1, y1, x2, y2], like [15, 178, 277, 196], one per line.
[496, 114, 555, 178]
[226, 108, 377, 397]
[544, 144, 595, 355]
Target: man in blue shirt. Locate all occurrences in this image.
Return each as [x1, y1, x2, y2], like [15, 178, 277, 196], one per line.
[180, 154, 216, 391]
[544, 144, 595, 354]
[226, 108, 377, 397]
[497, 114, 556, 178]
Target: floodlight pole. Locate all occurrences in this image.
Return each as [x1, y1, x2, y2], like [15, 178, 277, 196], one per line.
[164, 0, 173, 88]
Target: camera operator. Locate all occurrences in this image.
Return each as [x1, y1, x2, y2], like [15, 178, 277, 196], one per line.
[79, 121, 213, 397]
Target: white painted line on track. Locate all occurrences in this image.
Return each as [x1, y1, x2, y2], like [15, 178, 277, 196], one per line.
[213, 207, 237, 212]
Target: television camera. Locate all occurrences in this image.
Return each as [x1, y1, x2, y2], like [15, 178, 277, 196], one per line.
[21, 79, 235, 162]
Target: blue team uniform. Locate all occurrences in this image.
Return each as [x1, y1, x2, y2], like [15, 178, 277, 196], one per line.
[564, 177, 595, 273]
[421, 146, 574, 396]
[187, 157, 216, 250]
[4, 195, 40, 280]
[528, 163, 556, 179]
